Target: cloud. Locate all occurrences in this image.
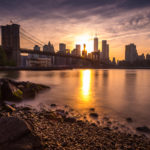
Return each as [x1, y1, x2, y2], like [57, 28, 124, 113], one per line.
[0, 0, 150, 59]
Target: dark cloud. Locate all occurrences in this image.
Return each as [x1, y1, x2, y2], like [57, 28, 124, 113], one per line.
[0, 0, 150, 21]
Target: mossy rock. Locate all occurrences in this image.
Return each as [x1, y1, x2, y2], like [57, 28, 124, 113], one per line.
[13, 89, 23, 100]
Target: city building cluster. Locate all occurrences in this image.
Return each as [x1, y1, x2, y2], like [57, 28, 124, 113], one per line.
[26, 36, 111, 67]
[57, 37, 110, 63]
[125, 43, 150, 62]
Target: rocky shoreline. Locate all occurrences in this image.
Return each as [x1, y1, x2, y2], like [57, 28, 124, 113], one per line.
[0, 104, 150, 150]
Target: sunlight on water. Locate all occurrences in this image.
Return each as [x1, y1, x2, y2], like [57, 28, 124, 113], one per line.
[81, 70, 91, 101]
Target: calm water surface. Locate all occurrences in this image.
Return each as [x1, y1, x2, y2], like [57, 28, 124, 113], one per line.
[1, 69, 150, 128]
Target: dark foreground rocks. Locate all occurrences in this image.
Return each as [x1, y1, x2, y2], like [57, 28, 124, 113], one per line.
[136, 126, 150, 133]
[0, 117, 43, 150]
[0, 78, 50, 102]
[0, 105, 150, 150]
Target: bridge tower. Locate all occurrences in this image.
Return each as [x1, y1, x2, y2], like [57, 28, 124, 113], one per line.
[1, 24, 20, 66]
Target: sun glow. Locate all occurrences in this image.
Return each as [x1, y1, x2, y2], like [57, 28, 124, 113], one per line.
[75, 34, 93, 53]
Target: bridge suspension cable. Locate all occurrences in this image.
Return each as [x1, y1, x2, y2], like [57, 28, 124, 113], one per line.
[20, 33, 42, 47]
[20, 27, 46, 45]
[20, 31, 44, 47]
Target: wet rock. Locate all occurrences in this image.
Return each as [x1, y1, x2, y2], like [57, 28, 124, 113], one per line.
[21, 106, 32, 111]
[77, 120, 85, 126]
[0, 117, 43, 150]
[126, 117, 133, 123]
[136, 126, 150, 133]
[103, 127, 111, 131]
[0, 78, 50, 101]
[64, 117, 76, 123]
[51, 104, 57, 107]
[91, 123, 97, 127]
[89, 108, 95, 111]
[61, 142, 68, 147]
[0, 79, 23, 101]
[103, 117, 109, 121]
[56, 109, 66, 117]
[89, 112, 99, 118]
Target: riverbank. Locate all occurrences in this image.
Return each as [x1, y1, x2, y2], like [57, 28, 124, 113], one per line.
[0, 66, 73, 71]
[0, 104, 150, 150]
[1, 66, 150, 71]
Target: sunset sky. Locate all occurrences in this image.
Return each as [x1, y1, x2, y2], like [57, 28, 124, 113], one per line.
[0, 0, 150, 60]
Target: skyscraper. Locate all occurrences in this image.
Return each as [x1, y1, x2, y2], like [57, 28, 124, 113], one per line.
[125, 43, 138, 63]
[102, 40, 109, 61]
[94, 37, 98, 52]
[82, 44, 87, 58]
[43, 41, 55, 53]
[76, 44, 81, 56]
[59, 43, 66, 53]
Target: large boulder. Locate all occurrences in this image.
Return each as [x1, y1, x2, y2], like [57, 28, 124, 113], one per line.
[0, 79, 23, 101]
[0, 78, 50, 102]
[0, 117, 43, 150]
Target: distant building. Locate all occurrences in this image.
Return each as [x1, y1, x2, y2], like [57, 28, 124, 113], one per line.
[92, 51, 100, 61]
[43, 41, 54, 53]
[112, 57, 116, 65]
[34, 45, 40, 51]
[76, 44, 81, 56]
[43, 45, 49, 51]
[71, 45, 81, 56]
[59, 43, 66, 53]
[82, 44, 87, 58]
[88, 53, 92, 59]
[146, 54, 150, 60]
[66, 49, 70, 54]
[71, 49, 77, 56]
[102, 40, 109, 61]
[26, 58, 52, 68]
[125, 43, 138, 63]
[137, 54, 145, 61]
[94, 37, 98, 52]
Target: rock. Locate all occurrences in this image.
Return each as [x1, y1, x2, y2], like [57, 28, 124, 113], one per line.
[89, 113, 99, 118]
[89, 108, 95, 111]
[0, 78, 50, 101]
[21, 106, 32, 111]
[64, 117, 76, 123]
[0, 79, 23, 101]
[103, 127, 111, 131]
[51, 104, 57, 107]
[61, 142, 68, 147]
[91, 123, 97, 127]
[0, 117, 43, 150]
[56, 109, 65, 116]
[126, 117, 133, 123]
[136, 126, 150, 133]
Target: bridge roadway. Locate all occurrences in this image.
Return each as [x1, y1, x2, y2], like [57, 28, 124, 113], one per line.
[20, 48, 93, 62]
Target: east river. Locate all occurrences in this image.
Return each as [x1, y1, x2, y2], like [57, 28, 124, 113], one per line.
[1, 69, 150, 132]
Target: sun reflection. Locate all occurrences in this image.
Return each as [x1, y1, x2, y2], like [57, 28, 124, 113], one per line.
[81, 70, 91, 101]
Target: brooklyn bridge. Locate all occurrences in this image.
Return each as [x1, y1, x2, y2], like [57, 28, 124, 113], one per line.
[0, 23, 102, 67]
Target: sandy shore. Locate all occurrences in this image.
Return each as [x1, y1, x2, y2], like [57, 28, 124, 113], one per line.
[0, 104, 150, 150]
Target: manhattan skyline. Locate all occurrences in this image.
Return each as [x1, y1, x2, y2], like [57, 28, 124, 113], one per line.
[0, 0, 150, 60]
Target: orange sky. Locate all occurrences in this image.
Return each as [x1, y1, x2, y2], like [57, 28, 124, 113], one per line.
[0, 1, 150, 61]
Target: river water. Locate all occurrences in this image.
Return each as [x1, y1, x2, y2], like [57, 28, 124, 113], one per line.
[1, 69, 150, 132]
